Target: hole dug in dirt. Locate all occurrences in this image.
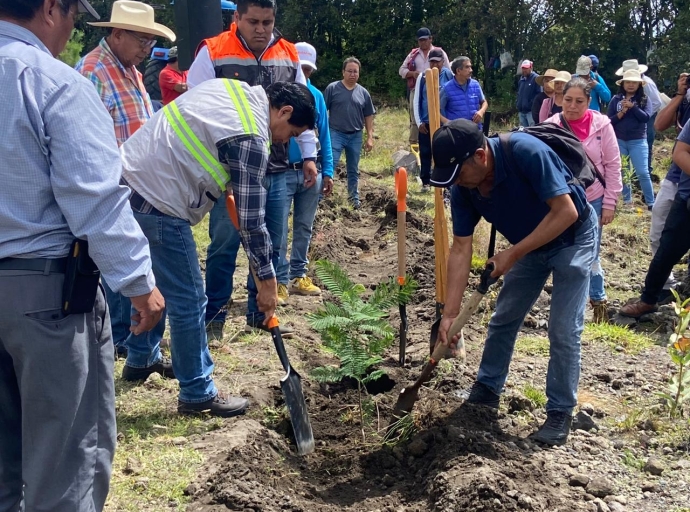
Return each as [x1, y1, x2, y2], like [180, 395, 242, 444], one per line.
[188, 392, 576, 512]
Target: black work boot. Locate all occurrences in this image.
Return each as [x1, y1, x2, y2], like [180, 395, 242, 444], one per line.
[178, 394, 249, 418]
[459, 381, 500, 409]
[122, 356, 176, 382]
[529, 411, 572, 446]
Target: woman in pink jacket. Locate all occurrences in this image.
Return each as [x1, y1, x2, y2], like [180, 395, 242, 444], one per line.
[546, 78, 623, 322]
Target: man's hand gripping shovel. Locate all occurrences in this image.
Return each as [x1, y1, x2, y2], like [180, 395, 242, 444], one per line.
[226, 193, 315, 455]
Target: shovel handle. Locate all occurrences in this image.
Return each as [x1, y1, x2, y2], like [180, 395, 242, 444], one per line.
[396, 168, 407, 284]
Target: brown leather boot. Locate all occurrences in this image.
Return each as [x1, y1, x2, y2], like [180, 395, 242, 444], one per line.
[591, 300, 608, 323]
[619, 299, 657, 318]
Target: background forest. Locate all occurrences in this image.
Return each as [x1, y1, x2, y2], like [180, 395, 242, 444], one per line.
[64, 0, 690, 112]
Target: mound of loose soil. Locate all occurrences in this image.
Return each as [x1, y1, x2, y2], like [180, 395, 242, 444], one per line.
[187, 176, 690, 512]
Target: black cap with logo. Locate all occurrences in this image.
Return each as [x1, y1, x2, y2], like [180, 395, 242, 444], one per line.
[430, 119, 485, 187]
[428, 48, 444, 62]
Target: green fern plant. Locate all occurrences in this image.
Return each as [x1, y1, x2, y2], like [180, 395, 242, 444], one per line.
[308, 259, 417, 432]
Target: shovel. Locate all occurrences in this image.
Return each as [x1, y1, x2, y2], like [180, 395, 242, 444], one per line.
[225, 193, 315, 455]
[392, 262, 498, 419]
[395, 167, 408, 366]
[430, 224, 496, 358]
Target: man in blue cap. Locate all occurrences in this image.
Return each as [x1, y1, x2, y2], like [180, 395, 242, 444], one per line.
[431, 119, 597, 446]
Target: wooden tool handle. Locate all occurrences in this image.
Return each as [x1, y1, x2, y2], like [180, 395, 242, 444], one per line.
[396, 168, 407, 284]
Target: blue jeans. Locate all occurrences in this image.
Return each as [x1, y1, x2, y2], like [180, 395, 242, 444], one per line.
[647, 112, 657, 172]
[102, 279, 131, 351]
[476, 205, 597, 415]
[618, 138, 655, 207]
[519, 111, 535, 127]
[331, 129, 363, 204]
[205, 172, 287, 325]
[588, 196, 606, 302]
[278, 169, 322, 285]
[126, 210, 217, 404]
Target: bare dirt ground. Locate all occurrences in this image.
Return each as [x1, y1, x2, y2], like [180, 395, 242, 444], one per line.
[179, 169, 689, 512]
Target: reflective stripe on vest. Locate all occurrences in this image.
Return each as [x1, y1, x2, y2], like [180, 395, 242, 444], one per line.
[162, 79, 259, 189]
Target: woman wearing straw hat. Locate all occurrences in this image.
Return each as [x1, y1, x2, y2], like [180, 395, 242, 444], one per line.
[538, 70, 570, 122]
[532, 68, 557, 124]
[607, 69, 655, 209]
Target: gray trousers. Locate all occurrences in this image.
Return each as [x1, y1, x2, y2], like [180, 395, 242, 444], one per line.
[650, 179, 679, 289]
[0, 269, 115, 512]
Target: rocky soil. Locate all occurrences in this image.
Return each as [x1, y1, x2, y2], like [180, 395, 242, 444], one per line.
[184, 174, 689, 512]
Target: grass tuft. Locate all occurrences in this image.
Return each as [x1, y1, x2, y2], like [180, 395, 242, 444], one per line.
[522, 383, 547, 408]
[583, 323, 653, 354]
[515, 336, 550, 357]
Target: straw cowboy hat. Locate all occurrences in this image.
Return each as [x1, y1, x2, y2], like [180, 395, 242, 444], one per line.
[616, 59, 648, 76]
[89, 1, 176, 42]
[552, 70, 572, 83]
[616, 69, 646, 86]
[536, 69, 558, 86]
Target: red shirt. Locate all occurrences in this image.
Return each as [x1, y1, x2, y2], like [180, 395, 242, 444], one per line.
[159, 65, 188, 105]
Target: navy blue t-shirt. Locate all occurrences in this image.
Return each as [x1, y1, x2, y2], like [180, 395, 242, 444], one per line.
[674, 122, 690, 199]
[451, 133, 588, 245]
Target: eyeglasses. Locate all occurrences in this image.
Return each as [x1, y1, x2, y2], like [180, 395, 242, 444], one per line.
[125, 31, 157, 49]
[344, 69, 359, 74]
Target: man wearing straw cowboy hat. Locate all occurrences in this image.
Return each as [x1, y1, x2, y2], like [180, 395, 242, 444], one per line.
[76, 0, 175, 361]
[615, 59, 662, 174]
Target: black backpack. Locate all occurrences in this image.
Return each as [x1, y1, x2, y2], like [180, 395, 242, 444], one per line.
[494, 119, 606, 189]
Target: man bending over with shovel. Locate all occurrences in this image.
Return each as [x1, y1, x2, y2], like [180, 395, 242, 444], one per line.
[119, 80, 315, 416]
[431, 119, 597, 446]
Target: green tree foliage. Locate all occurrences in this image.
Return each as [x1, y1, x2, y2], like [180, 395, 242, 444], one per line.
[68, 0, 690, 101]
[308, 259, 417, 431]
[58, 30, 84, 67]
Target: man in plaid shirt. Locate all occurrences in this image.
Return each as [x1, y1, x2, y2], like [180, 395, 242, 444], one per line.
[118, 80, 316, 416]
[76, 1, 174, 359]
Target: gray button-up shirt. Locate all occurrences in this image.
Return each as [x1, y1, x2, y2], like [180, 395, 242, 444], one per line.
[0, 21, 154, 296]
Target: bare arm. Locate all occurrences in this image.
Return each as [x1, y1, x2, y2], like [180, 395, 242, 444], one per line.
[364, 115, 374, 151]
[655, 73, 688, 132]
[438, 234, 473, 347]
[673, 140, 690, 176]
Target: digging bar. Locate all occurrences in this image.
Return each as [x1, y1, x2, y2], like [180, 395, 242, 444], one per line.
[396, 167, 408, 366]
[226, 193, 315, 455]
[392, 262, 498, 419]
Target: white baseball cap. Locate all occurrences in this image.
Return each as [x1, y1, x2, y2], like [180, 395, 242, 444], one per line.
[296, 42, 317, 71]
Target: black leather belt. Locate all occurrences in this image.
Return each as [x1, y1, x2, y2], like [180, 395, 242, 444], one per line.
[0, 257, 68, 273]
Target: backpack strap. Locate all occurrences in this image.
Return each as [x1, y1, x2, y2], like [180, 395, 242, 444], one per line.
[558, 114, 607, 189]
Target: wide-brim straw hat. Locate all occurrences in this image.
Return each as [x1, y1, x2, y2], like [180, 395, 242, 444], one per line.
[536, 69, 558, 86]
[552, 70, 572, 83]
[616, 69, 646, 86]
[89, 0, 176, 42]
[616, 59, 648, 76]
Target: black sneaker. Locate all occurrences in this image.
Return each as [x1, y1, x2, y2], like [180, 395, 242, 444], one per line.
[122, 356, 176, 382]
[529, 411, 572, 446]
[459, 381, 500, 409]
[178, 394, 249, 418]
[245, 320, 295, 338]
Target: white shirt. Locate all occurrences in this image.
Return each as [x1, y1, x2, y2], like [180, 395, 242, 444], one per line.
[643, 75, 662, 115]
[398, 46, 451, 82]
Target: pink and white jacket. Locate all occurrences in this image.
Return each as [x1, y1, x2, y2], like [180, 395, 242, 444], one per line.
[545, 111, 622, 210]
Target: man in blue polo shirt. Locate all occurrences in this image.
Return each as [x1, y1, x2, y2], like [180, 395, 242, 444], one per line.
[432, 119, 597, 446]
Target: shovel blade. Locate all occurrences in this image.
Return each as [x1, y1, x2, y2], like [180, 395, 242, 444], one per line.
[280, 370, 315, 455]
[391, 385, 419, 419]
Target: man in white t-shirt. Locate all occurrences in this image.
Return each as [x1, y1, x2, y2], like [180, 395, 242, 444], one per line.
[398, 27, 450, 145]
